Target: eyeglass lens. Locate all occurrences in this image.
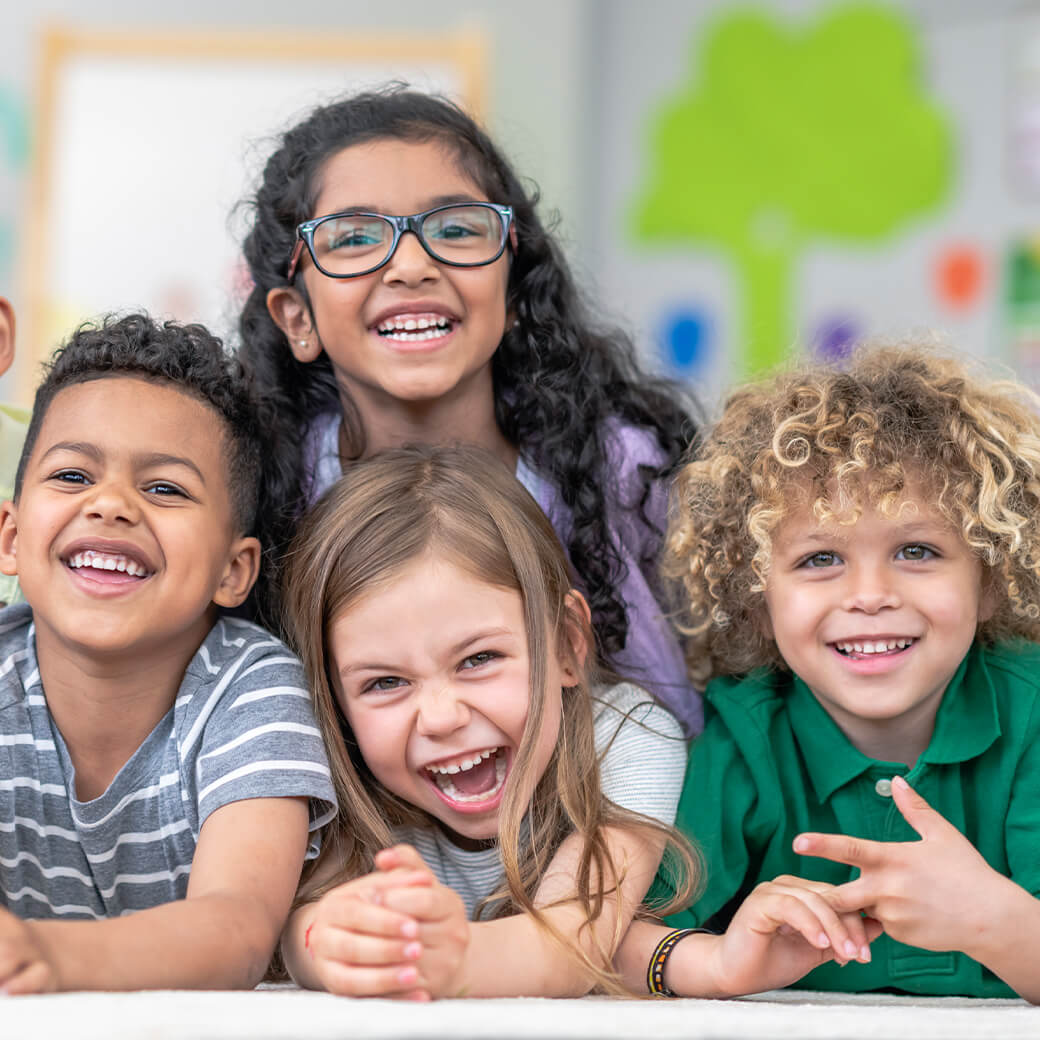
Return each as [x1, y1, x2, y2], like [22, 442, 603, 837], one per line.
[310, 205, 505, 276]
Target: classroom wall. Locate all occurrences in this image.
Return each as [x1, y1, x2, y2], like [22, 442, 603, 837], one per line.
[1, 0, 1038, 407]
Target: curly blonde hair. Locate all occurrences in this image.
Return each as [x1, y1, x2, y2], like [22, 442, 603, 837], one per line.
[666, 342, 1040, 685]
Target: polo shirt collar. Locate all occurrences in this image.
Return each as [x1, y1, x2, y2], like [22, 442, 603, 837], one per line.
[788, 642, 1000, 802]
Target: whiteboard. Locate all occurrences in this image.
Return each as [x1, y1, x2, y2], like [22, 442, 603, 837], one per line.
[22, 27, 485, 399]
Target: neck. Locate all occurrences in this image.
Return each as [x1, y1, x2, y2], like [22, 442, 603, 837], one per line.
[336, 371, 518, 472]
[33, 616, 210, 801]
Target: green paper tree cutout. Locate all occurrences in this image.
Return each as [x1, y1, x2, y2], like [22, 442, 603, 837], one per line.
[634, 3, 952, 374]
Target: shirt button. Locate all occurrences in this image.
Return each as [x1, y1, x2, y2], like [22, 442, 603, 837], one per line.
[875, 777, 894, 797]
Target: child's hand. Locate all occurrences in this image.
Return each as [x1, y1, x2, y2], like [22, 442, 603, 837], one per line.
[794, 776, 1008, 957]
[704, 875, 880, 996]
[373, 845, 470, 998]
[0, 908, 56, 994]
[302, 860, 438, 999]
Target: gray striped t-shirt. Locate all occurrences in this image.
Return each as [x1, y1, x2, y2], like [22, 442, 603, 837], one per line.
[0, 604, 337, 920]
[396, 682, 686, 918]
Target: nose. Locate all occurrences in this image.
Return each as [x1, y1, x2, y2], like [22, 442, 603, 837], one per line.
[381, 230, 440, 288]
[842, 561, 900, 614]
[84, 479, 139, 526]
[414, 681, 469, 738]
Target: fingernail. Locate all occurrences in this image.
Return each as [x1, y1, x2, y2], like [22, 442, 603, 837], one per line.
[844, 940, 858, 957]
[403, 941, 422, 960]
[397, 966, 418, 985]
[794, 837, 809, 853]
[893, 776, 908, 791]
[817, 932, 829, 948]
[860, 946, 871, 962]
[400, 919, 419, 939]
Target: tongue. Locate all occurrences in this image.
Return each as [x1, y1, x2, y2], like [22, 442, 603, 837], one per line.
[449, 754, 499, 796]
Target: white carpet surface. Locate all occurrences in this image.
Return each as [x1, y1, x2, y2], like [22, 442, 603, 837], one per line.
[5, 987, 1036, 1040]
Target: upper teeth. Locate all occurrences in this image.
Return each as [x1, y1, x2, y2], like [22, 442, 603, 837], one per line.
[427, 748, 497, 775]
[67, 550, 148, 577]
[378, 316, 451, 338]
[836, 638, 913, 654]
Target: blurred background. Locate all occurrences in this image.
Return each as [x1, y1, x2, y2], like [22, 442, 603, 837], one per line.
[0, 0, 1038, 407]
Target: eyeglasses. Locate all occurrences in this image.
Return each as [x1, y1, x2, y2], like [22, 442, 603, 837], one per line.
[286, 202, 515, 282]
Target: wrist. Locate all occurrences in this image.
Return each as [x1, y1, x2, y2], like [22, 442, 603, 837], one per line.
[963, 873, 1038, 967]
[649, 928, 717, 998]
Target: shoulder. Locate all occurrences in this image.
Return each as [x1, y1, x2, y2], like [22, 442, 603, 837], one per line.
[0, 604, 36, 706]
[978, 640, 1040, 689]
[185, 617, 303, 681]
[592, 681, 684, 743]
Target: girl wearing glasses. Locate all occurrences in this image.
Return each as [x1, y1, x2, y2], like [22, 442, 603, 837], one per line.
[237, 86, 703, 737]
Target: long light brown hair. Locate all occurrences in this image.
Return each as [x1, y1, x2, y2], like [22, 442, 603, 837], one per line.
[282, 444, 695, 991]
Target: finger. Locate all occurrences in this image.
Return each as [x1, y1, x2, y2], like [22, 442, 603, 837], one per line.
[325, 870, 433, 911]
[312, 926, 424, 968]
[1, 960, 53, 995]
[793, 831, 890, 869]
[821, 878, 876, 917]
[317, 958, 425, 998]
[890, 776, 950, 841]
[374, 845, 428, 872]
[760, 883, 867, 964]
[380, 884, 462, 922]
[316, 902, 422, 944]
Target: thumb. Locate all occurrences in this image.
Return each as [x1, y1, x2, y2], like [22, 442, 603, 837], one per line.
[890, 775, 948, 840]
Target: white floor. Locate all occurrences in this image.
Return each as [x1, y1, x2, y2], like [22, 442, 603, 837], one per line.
[6, 987, 1037, 1040]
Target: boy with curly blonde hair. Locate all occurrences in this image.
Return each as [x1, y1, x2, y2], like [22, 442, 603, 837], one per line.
[620, 342, 1040, 1000]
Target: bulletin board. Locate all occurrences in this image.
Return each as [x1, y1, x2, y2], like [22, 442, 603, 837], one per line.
[20, 25, 486, 401]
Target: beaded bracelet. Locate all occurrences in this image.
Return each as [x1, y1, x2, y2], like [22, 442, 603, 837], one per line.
[646, 927, 712, 997]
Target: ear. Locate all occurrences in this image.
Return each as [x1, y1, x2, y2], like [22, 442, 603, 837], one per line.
[0, 500, 18, 576]
[558, 589, 592, 685]
[265, 287, 322, 363]
[977, 566, 998, 625]
[0, 298, 15, 378]
[212, 535, 262, 609]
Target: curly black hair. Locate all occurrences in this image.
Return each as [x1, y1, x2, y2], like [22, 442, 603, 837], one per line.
[237, 85, 698, 651]
[17, 313, 263, 539]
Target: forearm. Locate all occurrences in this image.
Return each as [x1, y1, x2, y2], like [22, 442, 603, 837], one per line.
[459, 905, 618, 997]
[964, 875, 1040, 1003]
[28, 891, 282, 991]
[614, 919, 732, 998]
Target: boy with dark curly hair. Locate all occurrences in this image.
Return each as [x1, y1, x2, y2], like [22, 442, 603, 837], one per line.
[0, 314, 335, 993]
[618, 342, 1040, 1001]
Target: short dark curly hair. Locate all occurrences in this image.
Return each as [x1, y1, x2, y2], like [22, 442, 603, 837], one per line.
[15, 313, 262, 536]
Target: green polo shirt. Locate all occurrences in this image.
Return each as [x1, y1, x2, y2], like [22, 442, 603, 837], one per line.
[658, 640, 1040, 997]
[0, 403, 28, 606]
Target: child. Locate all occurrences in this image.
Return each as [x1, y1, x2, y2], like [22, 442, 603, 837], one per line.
[237, 85, 702, 735]
[277, 444, 876, 1000]
[632, 343, 1040, 1001]
[0, 313, 336, 993]
[0, 295, 30, 606]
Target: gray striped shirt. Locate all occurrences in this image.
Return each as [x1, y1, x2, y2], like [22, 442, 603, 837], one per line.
[396, 682, 686, 918]
[0, 605, 336, 919]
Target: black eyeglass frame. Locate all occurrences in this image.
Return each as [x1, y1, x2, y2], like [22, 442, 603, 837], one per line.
[286, 202, 515, 283]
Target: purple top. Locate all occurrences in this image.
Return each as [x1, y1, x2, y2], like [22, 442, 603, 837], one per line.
[301, 413, 702, 736]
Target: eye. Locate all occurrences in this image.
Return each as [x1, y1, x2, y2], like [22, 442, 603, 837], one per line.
[144, 481, 189, 499]
[460, 650, 501, 670]
[896, 543, 936, 562]
[50, 469, 89, 486]
[362, 675, 407, 694]
[799, 551, 841, 569]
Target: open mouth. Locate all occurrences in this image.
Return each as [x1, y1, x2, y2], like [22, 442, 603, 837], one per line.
[64, 549, 153, 581]
[376, 315, 456, 342]
[833, 637, 916, 660]
[424, 746, 508, 807]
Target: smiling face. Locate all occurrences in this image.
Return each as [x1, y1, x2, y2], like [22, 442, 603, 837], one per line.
[763, 487, 990, 764]
[270, 138, 510, 420]
[0, 377, 259, 666]
[329, 553, 578, 846]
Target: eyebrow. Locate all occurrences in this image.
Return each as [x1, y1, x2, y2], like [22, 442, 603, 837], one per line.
[338, 627, 517, 678]
[328, 193, 485, 215]
[40, 442, 207, 485]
